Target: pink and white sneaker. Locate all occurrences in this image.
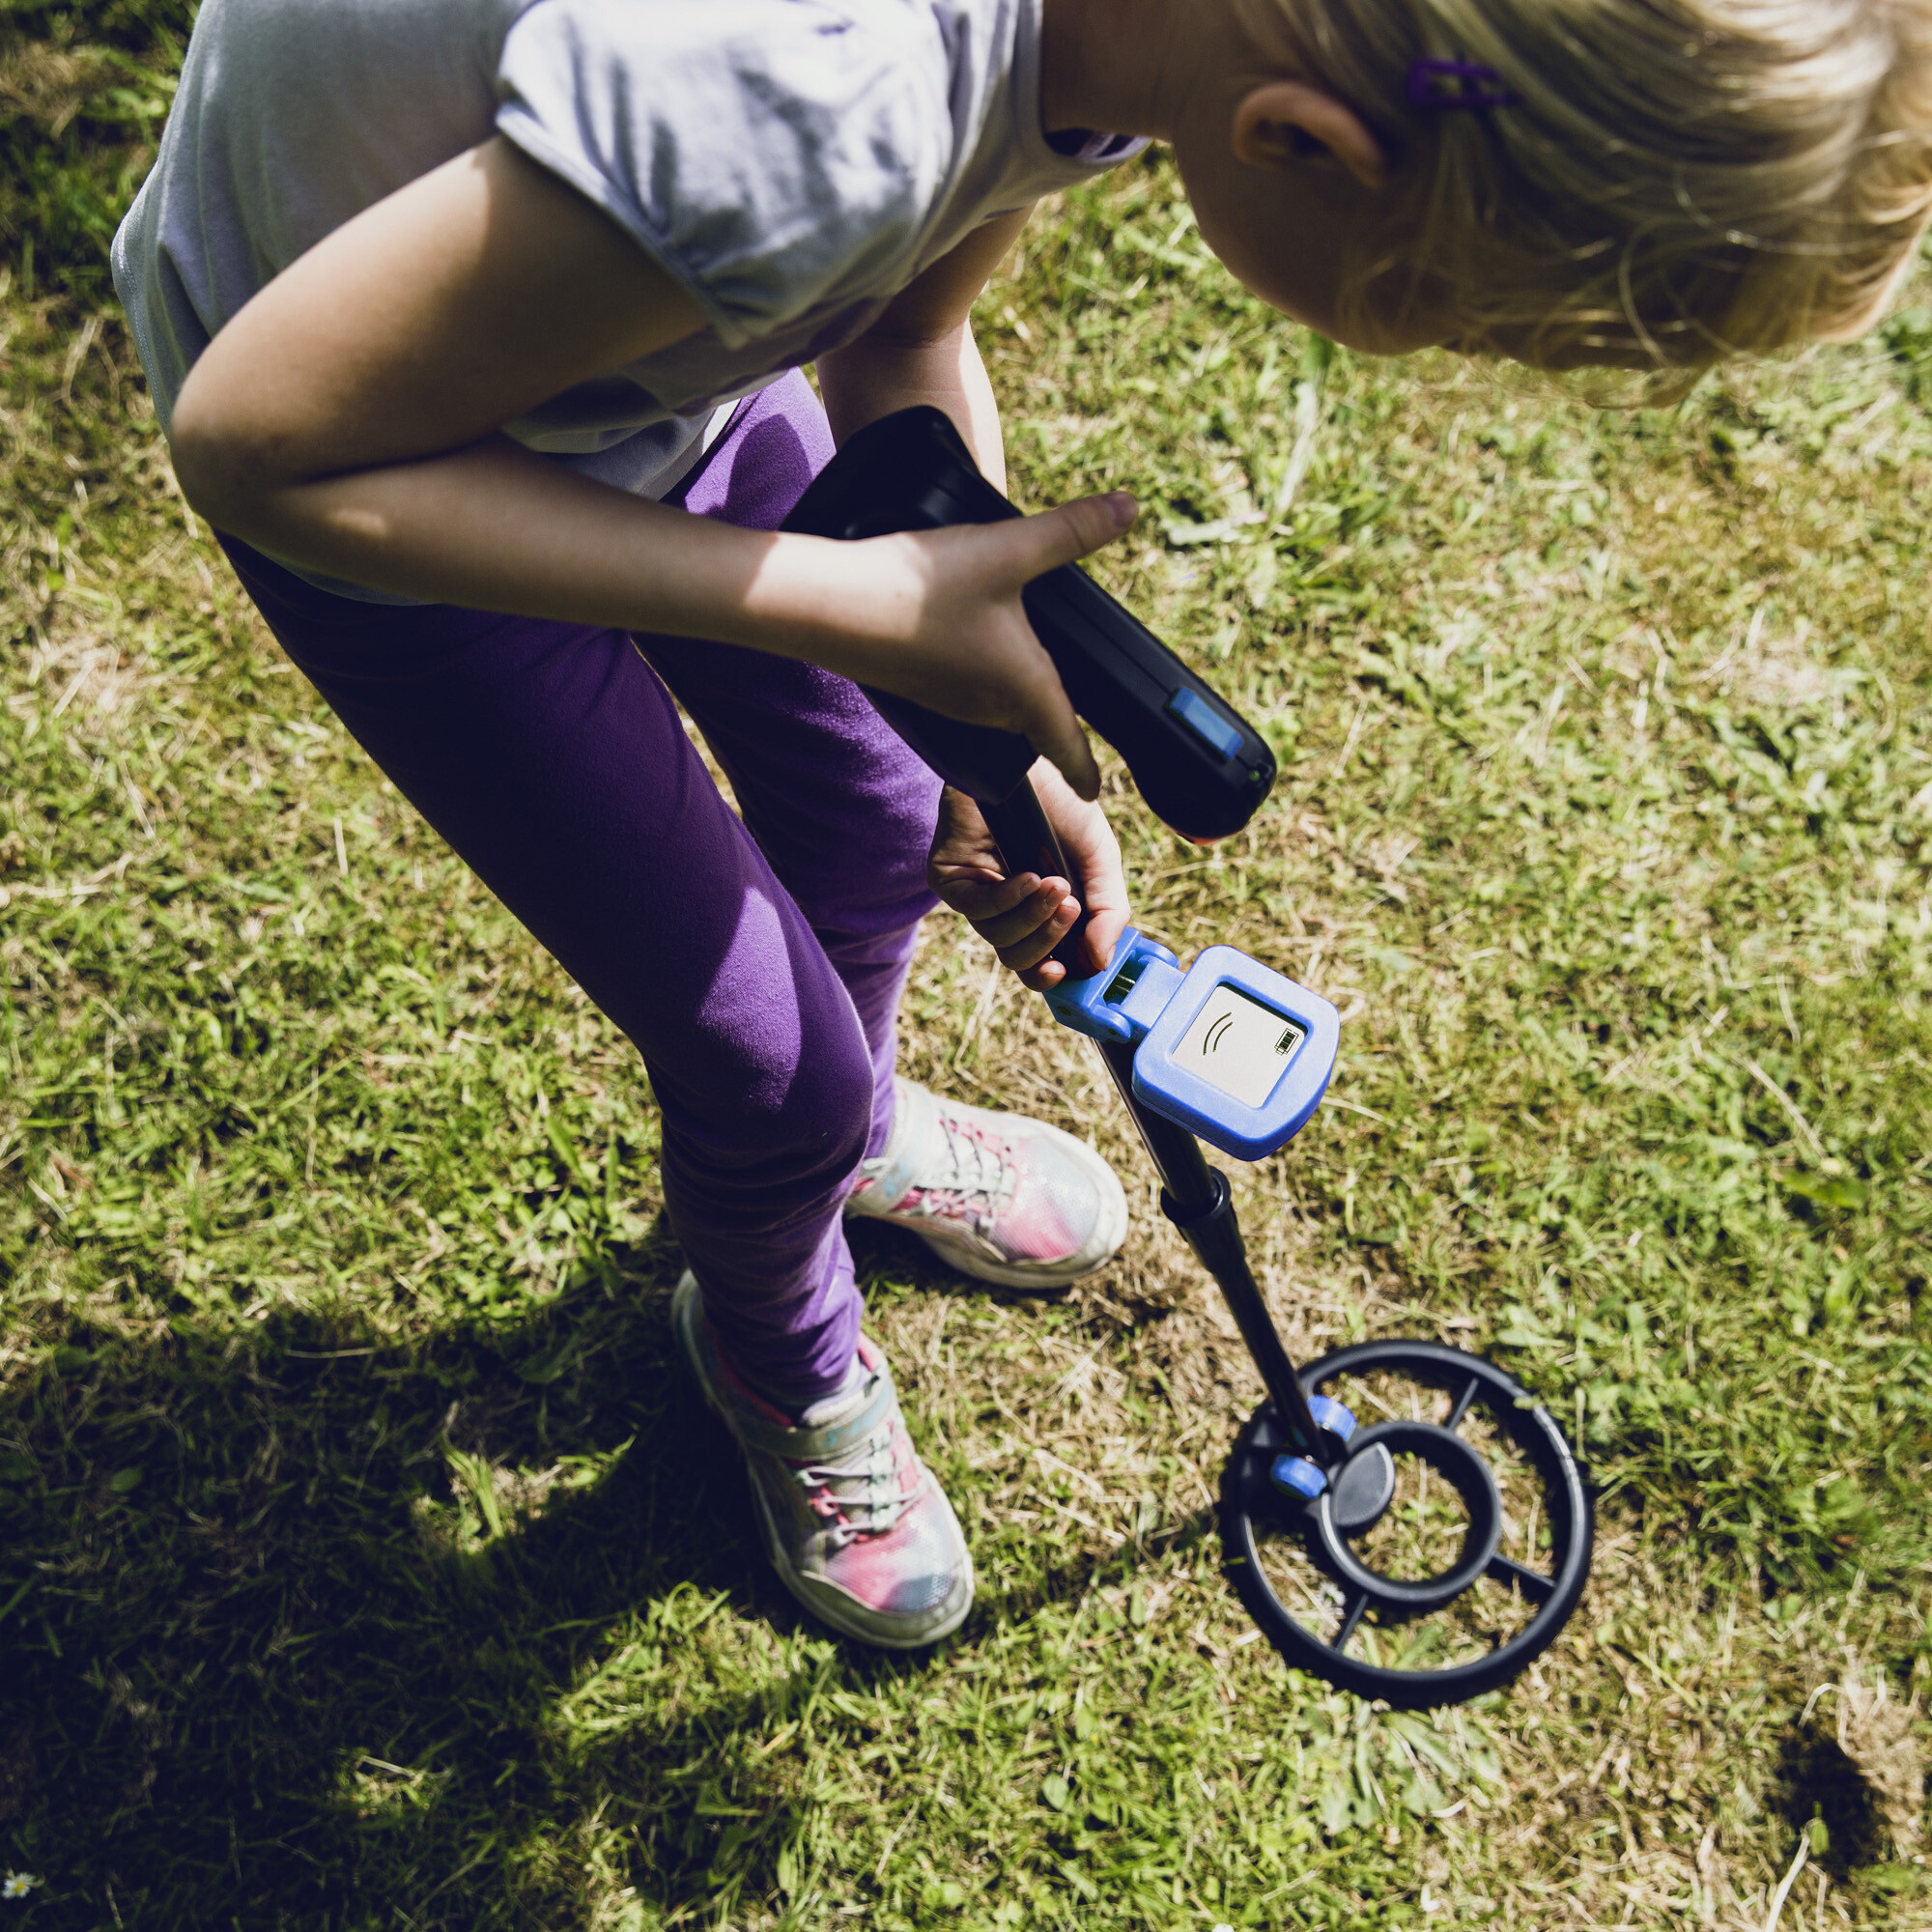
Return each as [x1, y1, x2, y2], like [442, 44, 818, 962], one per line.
[846, 1078, 1129, 1293]
[671, 1271, 974, 1649]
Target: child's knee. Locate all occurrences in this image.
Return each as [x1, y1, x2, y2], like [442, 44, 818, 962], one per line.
[660, 945, 878, 1201]
[664, 1024, 875, 1214]
[753, 1022, 876, 1182]
[682, 369, 833, 533]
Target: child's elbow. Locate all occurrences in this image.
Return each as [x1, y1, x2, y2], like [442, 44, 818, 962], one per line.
[168, 374, 284, 537]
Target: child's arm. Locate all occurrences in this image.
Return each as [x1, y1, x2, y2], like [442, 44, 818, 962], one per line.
[168, 138, 1130, 799]
[815, 215, 1131, 982]
[815, 208, 1033, 488]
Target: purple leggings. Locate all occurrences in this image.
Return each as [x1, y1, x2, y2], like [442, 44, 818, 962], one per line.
[221, 372, 940, 1401]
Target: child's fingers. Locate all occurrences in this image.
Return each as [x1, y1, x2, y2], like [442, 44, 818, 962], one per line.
[1016, 959, 1076, 993]
[932, 869, 1048, 925]
[997, 495, 1133, 797]
[1016, 674, 1101, 800]
[936, 869, 1075, 954]
[976, 884, 1075, 954]
[1006, 492, 1139, 580]
[1077, 904, 1130, 979]
[991, 894, 1081, 973]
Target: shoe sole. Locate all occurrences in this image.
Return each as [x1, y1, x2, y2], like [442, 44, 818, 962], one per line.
[670, 1275, 975, 1650]
[857, 1115, 1130, 1294]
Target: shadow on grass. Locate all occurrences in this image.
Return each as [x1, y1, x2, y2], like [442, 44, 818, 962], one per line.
[0, 1260, 940, 1928]
[1777, 1718, 1889, 1880]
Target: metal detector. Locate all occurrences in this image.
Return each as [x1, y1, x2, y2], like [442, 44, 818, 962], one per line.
[784, 409, 1592, 1708]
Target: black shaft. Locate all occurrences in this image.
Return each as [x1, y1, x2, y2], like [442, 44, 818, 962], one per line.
[978, 778, 1334, 1465]
[1094, 1039, 1333, 1463]
[1094, 1037, 1219, 1210]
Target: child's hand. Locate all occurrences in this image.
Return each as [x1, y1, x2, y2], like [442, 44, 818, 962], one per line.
[836, 493, 1137, 801]
[926, 763, 1130, 992]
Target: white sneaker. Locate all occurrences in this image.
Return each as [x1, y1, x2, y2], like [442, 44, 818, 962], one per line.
[845, 1078, 1128, 1293]
[671, 1272, 974, 1649]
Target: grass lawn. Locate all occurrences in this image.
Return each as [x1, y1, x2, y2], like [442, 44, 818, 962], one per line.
[4, 10, 1932, 1927]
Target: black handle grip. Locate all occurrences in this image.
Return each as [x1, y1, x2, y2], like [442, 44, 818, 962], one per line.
[781, 408, 1277, 842]
[859, 687, 1036, 808]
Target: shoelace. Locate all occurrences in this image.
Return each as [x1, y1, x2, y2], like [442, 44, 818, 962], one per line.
[903, 1115, 1017, 1229]
[792, 1410, 928, 1545]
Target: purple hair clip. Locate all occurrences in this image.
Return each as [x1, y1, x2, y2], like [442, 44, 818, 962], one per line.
[1407, 57, 1520, 111]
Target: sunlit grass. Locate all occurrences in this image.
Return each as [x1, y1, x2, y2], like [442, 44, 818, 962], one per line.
[3, 18, 1930, 1926]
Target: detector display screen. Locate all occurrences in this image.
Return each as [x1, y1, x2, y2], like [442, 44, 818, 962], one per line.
[1173, 984, 1305, 1110]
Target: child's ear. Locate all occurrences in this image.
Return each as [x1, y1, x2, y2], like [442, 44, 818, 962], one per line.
[1233, 81, 1389, 190]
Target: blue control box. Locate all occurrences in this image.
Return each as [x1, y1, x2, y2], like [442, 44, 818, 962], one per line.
[1044, 931, 1339, 1160]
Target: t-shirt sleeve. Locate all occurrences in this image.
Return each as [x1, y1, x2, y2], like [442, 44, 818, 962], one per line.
[496, 0, 951, 350]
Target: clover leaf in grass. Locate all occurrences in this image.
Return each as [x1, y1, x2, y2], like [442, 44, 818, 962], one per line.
[1864, 1866, 1923, 1895]
[1780, 1170, 1867, 1211]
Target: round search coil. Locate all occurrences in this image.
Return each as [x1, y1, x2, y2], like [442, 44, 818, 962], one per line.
[1220, 1340, 1592, 1709]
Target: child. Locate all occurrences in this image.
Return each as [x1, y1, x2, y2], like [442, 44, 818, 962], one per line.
[114, 0, 1932, 1649]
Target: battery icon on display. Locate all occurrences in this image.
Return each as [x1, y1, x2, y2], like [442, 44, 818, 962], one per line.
[1179, 984, 1305, 1109]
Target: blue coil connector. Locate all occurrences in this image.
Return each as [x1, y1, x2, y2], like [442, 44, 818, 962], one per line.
[1268, 1396, 1358, 1500]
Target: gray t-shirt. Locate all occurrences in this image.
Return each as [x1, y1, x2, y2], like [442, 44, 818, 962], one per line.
[111, 0, 1142, 598]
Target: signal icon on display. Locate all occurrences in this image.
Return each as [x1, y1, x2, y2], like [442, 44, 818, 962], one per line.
[1177, 983, 1308, 1111]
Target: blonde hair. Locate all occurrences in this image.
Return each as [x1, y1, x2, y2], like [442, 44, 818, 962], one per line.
[1238, 0, 1932, 374]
